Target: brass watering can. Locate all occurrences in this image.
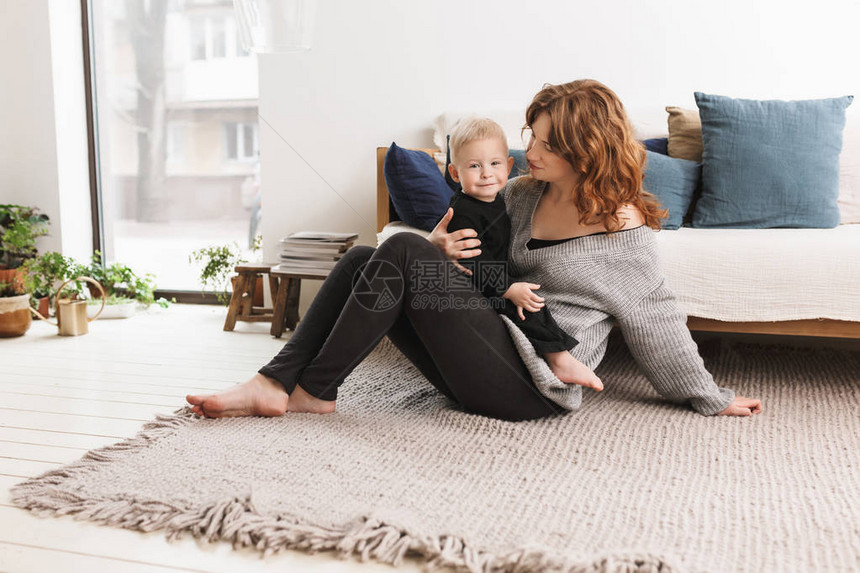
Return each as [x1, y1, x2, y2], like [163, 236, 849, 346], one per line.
[30, 277, 106, 336]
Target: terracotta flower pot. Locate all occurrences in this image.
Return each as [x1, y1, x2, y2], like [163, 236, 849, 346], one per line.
[0, 268, 25, 291]
[37, 296, 49, 318]
[0, 293, 32, 338]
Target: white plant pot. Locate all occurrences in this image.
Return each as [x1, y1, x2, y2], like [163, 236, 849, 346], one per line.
[87, 301, 136, 319]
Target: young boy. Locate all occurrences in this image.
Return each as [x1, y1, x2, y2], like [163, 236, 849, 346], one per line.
[443, 117, 603, 392]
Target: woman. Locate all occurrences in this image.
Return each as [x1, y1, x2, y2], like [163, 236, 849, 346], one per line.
[188, 80, 762, 420]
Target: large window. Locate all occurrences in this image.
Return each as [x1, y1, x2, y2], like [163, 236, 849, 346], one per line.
[90, 0, 259, 292]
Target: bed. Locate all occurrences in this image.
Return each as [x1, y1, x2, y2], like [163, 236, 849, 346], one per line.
[376, 146, 860, 339]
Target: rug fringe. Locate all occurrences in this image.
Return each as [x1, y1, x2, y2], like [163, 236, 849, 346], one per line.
[9, 407, 676, 573]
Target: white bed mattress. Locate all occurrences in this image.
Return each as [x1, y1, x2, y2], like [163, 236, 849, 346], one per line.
[378, 222, 860, 323]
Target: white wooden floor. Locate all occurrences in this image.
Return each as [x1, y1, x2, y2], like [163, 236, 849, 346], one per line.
[0, 304, 424, 573]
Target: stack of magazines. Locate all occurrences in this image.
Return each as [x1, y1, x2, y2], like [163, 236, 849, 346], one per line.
[275, 231, 359, 274]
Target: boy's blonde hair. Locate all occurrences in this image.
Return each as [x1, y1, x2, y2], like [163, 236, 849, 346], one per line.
[448, 117, 508, 163]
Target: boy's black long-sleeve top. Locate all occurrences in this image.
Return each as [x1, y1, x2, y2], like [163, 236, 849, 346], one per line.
[443, 190, 579, 355]
[444, 192, 512, 299]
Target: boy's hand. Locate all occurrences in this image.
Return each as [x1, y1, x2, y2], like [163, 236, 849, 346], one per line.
[503, 282, 545, 320]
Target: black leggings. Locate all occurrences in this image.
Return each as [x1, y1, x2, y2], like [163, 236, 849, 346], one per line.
[258, 233, 564, 421]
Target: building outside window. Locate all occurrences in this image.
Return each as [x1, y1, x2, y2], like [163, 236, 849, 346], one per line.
[166, 122, 186, 164]
[91, 0, 260, 292]
[224, 122, 258, 161]
[189, 14, 247, 60]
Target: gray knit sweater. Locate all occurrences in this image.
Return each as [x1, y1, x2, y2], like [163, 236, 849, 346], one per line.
[499, 177, 734, 416]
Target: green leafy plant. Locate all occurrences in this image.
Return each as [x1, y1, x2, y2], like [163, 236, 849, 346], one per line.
[0, 280, 26, 297]
[188, 243, 245, 305]
[0, 205, 50, 269]
[189, 235, 262, 305]
[84, 251, 161, 306]
[21, 251, 75, 301]
[52, 259, 92, 300]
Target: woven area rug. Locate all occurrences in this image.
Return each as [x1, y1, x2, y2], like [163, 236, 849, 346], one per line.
[11, 335, 860, 573]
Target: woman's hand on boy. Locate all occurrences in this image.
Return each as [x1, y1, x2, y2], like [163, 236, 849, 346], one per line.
[428, 208, 481, 275]
[503, 282, 545, 320]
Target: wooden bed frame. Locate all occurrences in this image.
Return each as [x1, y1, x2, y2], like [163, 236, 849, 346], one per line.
[376, 147, 860, 339]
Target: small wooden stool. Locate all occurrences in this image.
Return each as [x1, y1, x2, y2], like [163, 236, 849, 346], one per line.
[269, 267, 331, 338]
[223, 263, 279, 332]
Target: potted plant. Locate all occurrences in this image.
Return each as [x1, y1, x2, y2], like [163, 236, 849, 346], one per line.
[189, 235, 262, 305]
[0, 279, 32, 338]
[82, 251, 166, 318]
[0, 205, 50, 288]
[21, 251, 75, 317]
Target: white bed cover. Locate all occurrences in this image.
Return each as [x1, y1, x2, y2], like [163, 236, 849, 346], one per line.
[378, 222, 860, 323]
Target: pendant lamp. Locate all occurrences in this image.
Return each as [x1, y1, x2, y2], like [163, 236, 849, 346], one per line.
[233, 0, 317, 53]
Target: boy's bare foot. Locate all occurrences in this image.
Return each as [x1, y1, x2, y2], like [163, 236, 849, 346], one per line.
[546, 351, 603, 391]
[186, 373, 289, 418]
[286, 384, 337, 414]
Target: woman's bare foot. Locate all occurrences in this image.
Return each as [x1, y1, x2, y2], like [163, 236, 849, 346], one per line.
[546, 352, 603, 391]
[186, 373, 289, 418]
[286, 384, 337, 414]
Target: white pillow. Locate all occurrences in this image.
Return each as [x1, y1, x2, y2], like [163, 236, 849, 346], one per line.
[627, 108, 671, 140]
[433, 110, 527, 153]
[839, 108, 860, 224]
[376, 221, 430, 247]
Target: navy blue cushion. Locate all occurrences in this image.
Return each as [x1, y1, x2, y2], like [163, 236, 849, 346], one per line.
[509, 149, 529, 179]
[692, 92, 853, 228]
[444, 135, 528, 192]
[643, 138, 669, 155]
[383, 143, 454, 231]
[642, 151, 701, 230]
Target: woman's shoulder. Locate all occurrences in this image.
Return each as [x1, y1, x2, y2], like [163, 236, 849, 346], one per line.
[503, 176, 544, 208]
[616, 204, 645, 230]
[507, 175, 543, 193]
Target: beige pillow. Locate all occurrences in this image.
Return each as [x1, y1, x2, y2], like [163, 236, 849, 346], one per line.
[839, 109, 860, 223]
[666, 106, 703, 162]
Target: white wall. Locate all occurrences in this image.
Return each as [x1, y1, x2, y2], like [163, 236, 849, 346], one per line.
[259, 0, 860, 310]
[0, 0, 92, 261]
[48, 0, 94, 261]
[0, 0, 62, 255]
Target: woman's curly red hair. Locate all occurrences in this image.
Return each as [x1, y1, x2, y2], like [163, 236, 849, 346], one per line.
[524, 80, 667, 231]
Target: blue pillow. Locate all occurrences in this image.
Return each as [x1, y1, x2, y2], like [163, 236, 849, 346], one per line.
[383, 143, 454, 231]
[643, 138, 669, 155]
[642, 150, 701, 230]
[444, 135, 528, 192]
[692, 92, 853, 228]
